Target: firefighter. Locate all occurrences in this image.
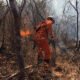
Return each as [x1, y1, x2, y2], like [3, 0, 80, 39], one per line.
[33, 17, 56, 65]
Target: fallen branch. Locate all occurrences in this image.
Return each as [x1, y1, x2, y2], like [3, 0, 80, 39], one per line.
[6, 65, 33, 80]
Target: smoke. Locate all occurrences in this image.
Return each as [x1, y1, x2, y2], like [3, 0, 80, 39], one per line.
[46, 0, 66, 16]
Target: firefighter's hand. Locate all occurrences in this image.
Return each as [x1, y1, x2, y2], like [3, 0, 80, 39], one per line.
[51, 36, 58, 42]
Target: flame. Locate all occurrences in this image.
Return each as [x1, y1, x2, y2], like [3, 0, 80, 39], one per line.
[20, 30, 31, 37]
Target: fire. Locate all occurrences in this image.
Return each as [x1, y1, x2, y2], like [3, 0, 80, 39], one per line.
[20, 30, 31, 37]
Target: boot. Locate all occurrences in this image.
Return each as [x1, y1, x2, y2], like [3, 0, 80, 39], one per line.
[44, 59, 50, 64]
[50, 59, 56, 67]
[38, 56, 43, 64]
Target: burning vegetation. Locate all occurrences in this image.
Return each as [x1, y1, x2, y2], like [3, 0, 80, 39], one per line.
[20, 29, 31, 37]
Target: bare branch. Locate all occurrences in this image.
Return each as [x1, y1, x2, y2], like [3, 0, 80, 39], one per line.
[69, 0, 77, 11]
[9, 0, 19, 17]
[0, 0, 10, 23]
[63, 1, 68, 15]
[20, 0, 26, 15]
[33, 0, 45, 20]
[29, 0, 37, 27]
[6, 0, 9, 8]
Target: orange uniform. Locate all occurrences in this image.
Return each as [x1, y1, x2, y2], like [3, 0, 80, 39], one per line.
[34, 22, 53, 61]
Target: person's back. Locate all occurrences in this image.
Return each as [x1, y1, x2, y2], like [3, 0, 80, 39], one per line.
[34, 22, 49, 41]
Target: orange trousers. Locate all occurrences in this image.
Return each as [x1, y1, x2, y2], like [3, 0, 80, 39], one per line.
[36, 38, 51, 60]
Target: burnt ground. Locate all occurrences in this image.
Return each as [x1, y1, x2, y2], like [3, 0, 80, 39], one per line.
[0, 43, 80, 80]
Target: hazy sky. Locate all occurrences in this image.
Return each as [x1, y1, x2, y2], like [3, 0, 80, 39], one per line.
[46, 0, 65, 16]
[52, 0, 65, 15]
[2, 0, 77, 16]
[48, 0, 77, 16]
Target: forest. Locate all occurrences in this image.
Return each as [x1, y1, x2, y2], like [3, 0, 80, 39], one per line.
[0, 0, 80, 80]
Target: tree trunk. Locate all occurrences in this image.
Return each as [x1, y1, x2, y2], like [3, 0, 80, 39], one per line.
[9, 0, 25, 80]
[76, 0, 79, 49]
[76, 10, 79, 47]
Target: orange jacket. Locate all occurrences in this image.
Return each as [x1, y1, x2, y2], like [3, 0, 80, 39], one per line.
[34, 22, 53, 41]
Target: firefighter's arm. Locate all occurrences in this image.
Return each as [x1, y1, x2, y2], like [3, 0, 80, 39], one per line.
[48, 26, 54, 38]
[48, 26, 57, 41]
[51, 31, 56, 40]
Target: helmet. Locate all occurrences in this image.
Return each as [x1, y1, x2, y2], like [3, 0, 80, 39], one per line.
[47, 16, 55, 23]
